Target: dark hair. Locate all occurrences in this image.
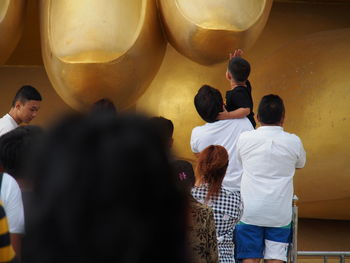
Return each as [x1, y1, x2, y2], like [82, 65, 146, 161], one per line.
[0, 125, 43, 179]
[172, 160, 195, 194]
[22, 113, 188, 263]
[257, 94, 285, 125]
[149, 116, 174, 148]
[196, 145, 229, 202]
[90, 98, 117, 115]
[12, 85, 42, 107]
[194, 85, 223, 123]
[228, 57, 251, 82]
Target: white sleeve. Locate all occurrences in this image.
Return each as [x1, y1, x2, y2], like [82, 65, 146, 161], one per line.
[190, 128, 199, 153]
[0, 125, 14, 137]
[296, 138, 306, 169]
[0, 174, 25, 234]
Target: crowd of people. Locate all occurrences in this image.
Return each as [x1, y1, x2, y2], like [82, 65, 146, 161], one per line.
[0, 50, 306, 263]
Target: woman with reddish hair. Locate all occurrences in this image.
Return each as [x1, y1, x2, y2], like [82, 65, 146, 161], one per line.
[192, 145, 242, 263]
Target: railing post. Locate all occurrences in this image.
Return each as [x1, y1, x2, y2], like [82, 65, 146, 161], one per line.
[291, 195, 299, 263]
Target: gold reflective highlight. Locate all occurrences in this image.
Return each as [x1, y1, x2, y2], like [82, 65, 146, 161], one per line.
[41, 0, 166, 110]
[0, 0, 26, 64]
[158, 0, 273, 65]
[50, 1, 142, 63]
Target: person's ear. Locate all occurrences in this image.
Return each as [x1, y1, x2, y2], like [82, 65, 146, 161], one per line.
[15, 101, 22, 110]
[226, 70, 232, 81]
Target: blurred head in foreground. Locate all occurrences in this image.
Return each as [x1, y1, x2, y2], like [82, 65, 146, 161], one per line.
[149, 116, 174, 149]
[90, 98, 117, 115]
[23, 113, 188, 263]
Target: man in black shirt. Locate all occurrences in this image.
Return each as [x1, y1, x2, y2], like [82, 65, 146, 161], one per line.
[218, 50, 256, 128]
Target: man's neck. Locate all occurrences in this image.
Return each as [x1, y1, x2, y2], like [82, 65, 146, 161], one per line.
[8, 108, 22, 125]
[231, 80, 246, 89]
[260, 122, 283, 127]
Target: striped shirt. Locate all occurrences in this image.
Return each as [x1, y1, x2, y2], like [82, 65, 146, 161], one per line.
[0, 202, 16, 263]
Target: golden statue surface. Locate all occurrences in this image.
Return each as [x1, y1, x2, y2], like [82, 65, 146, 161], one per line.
[1, 0, 350, 220]
[0, 0, 26, 64]
[40, 0, 166, 110]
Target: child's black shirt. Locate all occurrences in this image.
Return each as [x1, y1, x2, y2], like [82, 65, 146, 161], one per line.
[225, 80, 256, 128]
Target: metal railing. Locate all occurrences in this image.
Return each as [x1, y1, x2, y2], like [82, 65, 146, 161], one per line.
[289, 196, 350, 263]
[297, 251, 350, 263]
[289, 195, 299, 263]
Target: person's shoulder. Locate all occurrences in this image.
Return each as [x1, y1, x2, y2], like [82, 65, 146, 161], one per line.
[0, 114, 17, 134]
[193, 120, 223, 133]
[237, 129, 257, 146]
[281, 130, 303, 143]
[192, 184, 207, 193]
[2, 173, 17, 184]
[191, 185, 208, 199]
[192, 120, 212, 129]
[0, 114, 8, 124]
[1, 173, 20, 191]
[226, 117, 254, 130]
[191, 123, 209, 136]
[239, 128, 256, 138]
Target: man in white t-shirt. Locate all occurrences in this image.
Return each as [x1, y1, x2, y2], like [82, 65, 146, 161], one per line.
[0, 173, 24, 253]
[0, 85, 42, 137]
[190, 85, 253, 193]
[235, 94, 306, 263]
[0, 85, 41, 257]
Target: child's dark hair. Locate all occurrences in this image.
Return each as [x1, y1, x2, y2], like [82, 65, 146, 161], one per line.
[22, 113, 189, 263]
[228, 57, 251, 82]
[196, 145, 229, 202]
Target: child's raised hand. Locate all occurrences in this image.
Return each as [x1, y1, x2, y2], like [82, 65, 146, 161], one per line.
[229, 49, 243, 59]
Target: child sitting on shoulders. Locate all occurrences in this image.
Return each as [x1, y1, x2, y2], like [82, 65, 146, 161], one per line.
[218, 49, 256, 128]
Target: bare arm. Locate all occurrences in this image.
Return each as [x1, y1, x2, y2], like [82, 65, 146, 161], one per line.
[10, 233, 22, 258]
[218, 107, 250, 120]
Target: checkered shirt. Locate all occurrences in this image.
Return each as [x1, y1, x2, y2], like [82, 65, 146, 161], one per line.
[192, 184, 242, 263]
